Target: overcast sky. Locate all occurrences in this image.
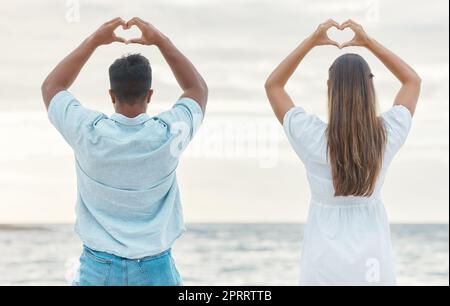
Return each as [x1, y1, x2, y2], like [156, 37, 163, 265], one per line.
[0, 0, 448, 223]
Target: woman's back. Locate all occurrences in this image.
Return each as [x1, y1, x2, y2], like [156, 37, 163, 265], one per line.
[265, 19, 420, 286]
[283, 104, 412, 285]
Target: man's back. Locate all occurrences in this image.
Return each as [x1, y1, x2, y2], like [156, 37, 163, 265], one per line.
[48, 91, 203, 259]
[41, 17, 207, 285]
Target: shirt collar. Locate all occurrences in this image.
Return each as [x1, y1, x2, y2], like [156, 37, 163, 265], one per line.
[110, 113, 151, 126]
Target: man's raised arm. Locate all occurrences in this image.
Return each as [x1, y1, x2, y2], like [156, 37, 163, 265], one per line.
[41, 18, 127, 109]
[126, 17, 208, 113]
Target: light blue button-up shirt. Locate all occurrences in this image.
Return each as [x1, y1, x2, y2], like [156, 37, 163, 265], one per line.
[48, 91, 203, 259]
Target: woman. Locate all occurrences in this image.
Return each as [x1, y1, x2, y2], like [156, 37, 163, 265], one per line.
[265, 19, 421, 285]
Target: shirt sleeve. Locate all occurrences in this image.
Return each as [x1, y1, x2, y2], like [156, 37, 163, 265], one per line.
[157, 97, 204, 141]
[283, 106, 327, 162]
[381, 105, 413, 157]
[47, 90, 104, 147]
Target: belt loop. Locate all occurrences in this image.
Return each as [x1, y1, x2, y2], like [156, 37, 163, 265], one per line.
[136, 258, 144, 273]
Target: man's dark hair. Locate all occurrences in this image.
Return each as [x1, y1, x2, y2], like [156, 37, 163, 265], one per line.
[109, 54, 152, 104]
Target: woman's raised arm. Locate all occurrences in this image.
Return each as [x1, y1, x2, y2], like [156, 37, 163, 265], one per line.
[340, 20, 421, 116]
[264, 19, 340, 124]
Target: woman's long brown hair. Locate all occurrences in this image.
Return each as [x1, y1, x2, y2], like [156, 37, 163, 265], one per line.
[326, 54, 386, 197]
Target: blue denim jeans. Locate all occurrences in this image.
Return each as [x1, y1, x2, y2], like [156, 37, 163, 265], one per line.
[73, 246, 183, 286]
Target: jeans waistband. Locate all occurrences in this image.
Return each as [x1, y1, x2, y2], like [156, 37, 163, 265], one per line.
[83, 245, 171, 262]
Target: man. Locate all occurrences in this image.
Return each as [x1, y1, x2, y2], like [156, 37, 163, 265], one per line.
[41, 17, 208, 286]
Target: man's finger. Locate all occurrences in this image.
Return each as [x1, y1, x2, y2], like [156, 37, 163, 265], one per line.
[127, 38, 144, 45]
[111, 18, 127, 28]
[105, 17, 121, 24]
[105, 18, 127, 32]
[127, 20, 145, 30]
[106, 17, 125, 26]
[127, 17, 147, 30]
[133, 17, 148, 24]
[113, 36, 127, 43]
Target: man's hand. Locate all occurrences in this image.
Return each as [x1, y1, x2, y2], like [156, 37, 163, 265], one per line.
[123, 17, 207, 112]
[89, 17, 127, 47]
[125, 17, 165, 46]
[42, 17, 127, 107]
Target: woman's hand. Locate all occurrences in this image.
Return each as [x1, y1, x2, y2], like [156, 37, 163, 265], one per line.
[339, 19, 372, 48]
[265, 19, 341, 124]
[308, 19, 340, 48]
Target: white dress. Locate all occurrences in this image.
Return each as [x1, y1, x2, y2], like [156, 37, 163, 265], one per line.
[283, 105, 412, 286]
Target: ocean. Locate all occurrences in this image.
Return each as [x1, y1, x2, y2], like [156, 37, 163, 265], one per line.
[0, 224, 448, 286]
[0, 0, 448, 287]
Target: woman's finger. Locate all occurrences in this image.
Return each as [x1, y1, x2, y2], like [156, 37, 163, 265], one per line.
[340, 39, 356, 49]
[327, 19, 340, 29]
[327, 39, 340, 48]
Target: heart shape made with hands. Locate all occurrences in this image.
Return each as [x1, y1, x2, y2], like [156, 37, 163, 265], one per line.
[327, 26, 355, 47]
[114, 24, 143, 43]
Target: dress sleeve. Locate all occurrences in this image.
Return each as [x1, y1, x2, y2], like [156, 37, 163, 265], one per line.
[381, 105, 413, 159]
[283, 106, 327, 163]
